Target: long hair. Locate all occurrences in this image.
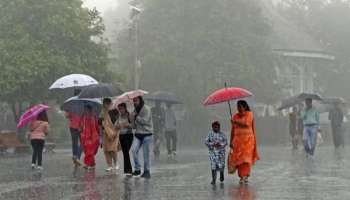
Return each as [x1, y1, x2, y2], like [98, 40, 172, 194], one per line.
[37, 111, 49, 122]
[237, 100, 251, 111]
[135, 96, 145, 114]
[118, 103, 130, 115]
[103, 98, 112, 106]
[118, 103, 130, 123]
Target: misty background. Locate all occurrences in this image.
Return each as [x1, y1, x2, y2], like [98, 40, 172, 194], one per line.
[1, 0, 350, 147]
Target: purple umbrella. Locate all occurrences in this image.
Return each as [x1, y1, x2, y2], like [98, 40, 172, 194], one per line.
[17, 104, 49, 129]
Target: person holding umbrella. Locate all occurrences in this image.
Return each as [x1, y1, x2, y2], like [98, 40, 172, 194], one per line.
[151, 102, 165, 158]
[29, 110, 50, 170]
[329, 101, 345, 149]
[80, 105, 100, 170]
[301, 98, 320, 156]
[228, 100, 259, 185]
[17, 104, 50, 170]
[116, 103, 134, 175]
[130, 96, 154, 179]
[101, 98, 120, 172]
[164, 103, 177, 158]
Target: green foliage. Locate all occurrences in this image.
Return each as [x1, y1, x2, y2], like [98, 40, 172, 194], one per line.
[115, 0, 278, 106]
[0, 0, 117, 104]
[279, 0, 350, 99]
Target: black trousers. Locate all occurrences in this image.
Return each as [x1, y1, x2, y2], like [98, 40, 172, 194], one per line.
[120, 134, 134, 173]
[165, 130, 177, 154]
[31, 139, 45, 166]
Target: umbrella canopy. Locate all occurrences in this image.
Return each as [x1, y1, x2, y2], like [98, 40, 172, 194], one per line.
[61, 96, 102, 116]
[145, 91, 183, 104]
[49, 74, 98, 90]
[321, 97, 346, 105]
[278, 95, 300, 110]
[278, 93, 323, 110]
[298, 93, 322, 101]
[78, 83, 123, 99]
[17, 104, 49, 129]
[113, 90, 149, 107]
[203, 87, 253, 106]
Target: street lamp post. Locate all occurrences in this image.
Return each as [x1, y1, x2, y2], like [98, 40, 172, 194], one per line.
[130, 5, 142, 89]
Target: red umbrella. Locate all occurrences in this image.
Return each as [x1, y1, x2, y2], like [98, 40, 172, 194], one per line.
[203, 86, 253, 116]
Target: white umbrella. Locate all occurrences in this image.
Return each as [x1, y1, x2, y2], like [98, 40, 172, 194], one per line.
[113, 89, 148, 107]
[49, 74, 98, 90]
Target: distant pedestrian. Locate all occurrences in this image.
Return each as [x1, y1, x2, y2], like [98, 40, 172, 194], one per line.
[164, 103, 177, 158]
[205, 121, 227, 185]
[301, 98, 320, 156]
[116, 103, 134, 175]
[30, 110, 49, 170]
[131, 96, 154, 179]
[228, 100, 259, 185]
[151, 102, 165, 158]
[289, 107, 299, 149]
[329, 102, 345, 148]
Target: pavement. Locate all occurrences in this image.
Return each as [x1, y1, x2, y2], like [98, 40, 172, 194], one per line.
[0, 146, 349, 200]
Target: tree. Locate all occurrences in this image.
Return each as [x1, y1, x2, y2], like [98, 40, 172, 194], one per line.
[112, 0, 278, 142]
[278, 0, 350, 99]
[0, 0, 118, 128]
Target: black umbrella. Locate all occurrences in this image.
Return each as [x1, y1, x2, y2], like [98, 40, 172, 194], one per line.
[78, 83, 123, 99]
[297, 93, 322, 101]
[278, 95, 300, 110]
[321, 97, 346, 105]
[278, 93, 323, 110]
[146, 91, 183, 104]
[61, 96, 102, 116]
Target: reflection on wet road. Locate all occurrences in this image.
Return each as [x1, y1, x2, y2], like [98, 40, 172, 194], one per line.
[0, 146, 349, 199]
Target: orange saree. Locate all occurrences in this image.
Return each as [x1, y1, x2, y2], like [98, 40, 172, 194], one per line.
[228, 111, 259, 176]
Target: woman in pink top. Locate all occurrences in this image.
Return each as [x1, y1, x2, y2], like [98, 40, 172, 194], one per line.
[30, 111, 49, 170]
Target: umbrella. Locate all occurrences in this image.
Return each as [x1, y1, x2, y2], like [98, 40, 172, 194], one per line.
[278, 93, 323, 110]
[278, 95, 300, 110]
[321, 97, 346, 105]
[78, 83, 123, 99]
[145, 91, 183, 104]
[61, 96, 102, 116]
[49, 74, 98, 90]
[113, 90, 149, 107]
[203, 85, 253, 116]
[17, 104, 49, 129]
[298, 93, 322, 101]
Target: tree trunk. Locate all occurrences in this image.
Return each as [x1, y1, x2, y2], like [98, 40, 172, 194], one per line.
[11, 102, 26, 142]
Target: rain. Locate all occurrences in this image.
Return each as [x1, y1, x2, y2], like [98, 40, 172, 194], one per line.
[1, 0, 350, 199]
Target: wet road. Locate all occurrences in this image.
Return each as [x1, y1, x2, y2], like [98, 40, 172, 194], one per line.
[0, 146, 349, 200]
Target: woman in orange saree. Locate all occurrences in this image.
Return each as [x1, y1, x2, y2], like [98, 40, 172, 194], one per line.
[228, 100, 259, 184]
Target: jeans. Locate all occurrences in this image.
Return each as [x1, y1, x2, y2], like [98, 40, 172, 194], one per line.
[70, 128, 82, 160]
[132, 135, 153, 172]
[120, 134, 134, 174]
[303, 125, 318, 156]
[165, 130, 177, 154]
[31, 139, 45, 166]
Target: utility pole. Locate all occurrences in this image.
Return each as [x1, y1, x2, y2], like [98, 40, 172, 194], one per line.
[130, 5, 142, 89]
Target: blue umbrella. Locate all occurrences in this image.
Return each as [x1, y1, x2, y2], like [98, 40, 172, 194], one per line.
[61, 96, 102, 116]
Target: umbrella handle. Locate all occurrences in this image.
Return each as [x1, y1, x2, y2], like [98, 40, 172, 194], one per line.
[225, 82, 233, 118]
[227, 101, 233, 118]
